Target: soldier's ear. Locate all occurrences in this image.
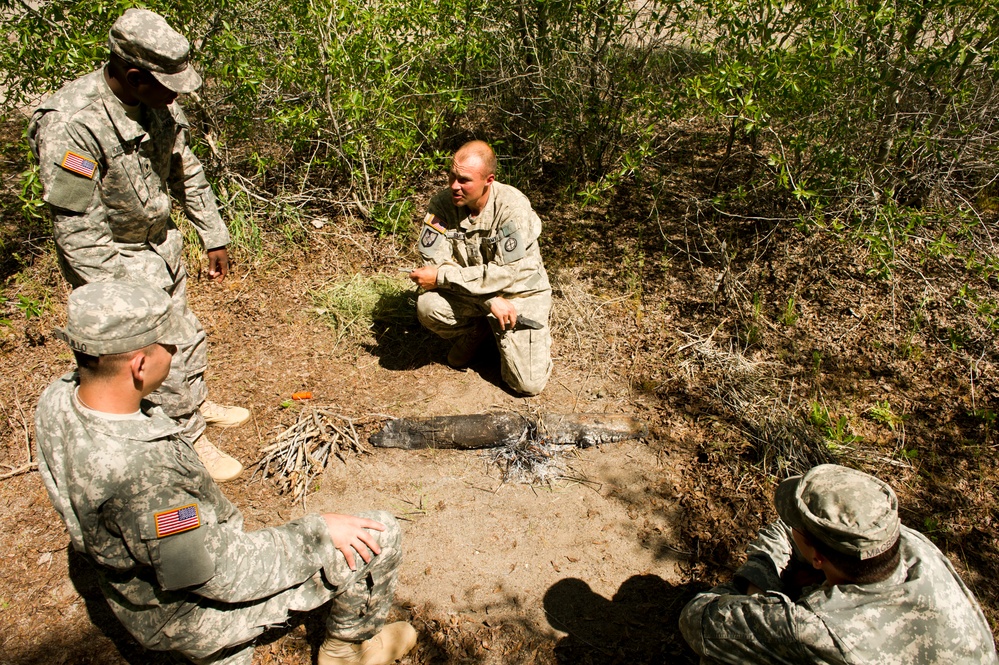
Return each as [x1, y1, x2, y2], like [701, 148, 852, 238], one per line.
[128, 350, 147, 386]
[124, 67, 145, 90]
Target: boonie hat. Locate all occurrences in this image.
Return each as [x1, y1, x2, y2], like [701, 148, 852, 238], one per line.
[108, 8, 202, 93]
[54, 281, 194, 355]
[775, 464, 900, 560]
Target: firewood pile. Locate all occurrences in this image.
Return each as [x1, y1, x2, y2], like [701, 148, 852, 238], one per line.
[254, 406, 368, 503]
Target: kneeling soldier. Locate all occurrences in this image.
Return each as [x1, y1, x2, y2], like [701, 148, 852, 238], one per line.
[35, 280, 417, 665]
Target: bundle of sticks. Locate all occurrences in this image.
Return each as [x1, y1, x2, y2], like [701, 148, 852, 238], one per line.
[254, 407, 368, 503]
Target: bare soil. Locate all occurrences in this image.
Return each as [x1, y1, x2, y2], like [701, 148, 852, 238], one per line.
[2, 116, 997, 665]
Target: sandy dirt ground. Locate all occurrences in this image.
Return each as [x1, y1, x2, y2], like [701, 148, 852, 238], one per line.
[0, 257, 696, 665]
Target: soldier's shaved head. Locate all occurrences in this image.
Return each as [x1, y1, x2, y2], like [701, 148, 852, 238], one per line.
[454, 141, 497, 177]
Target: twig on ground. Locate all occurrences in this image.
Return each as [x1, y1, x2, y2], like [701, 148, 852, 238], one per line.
[680, 335, 835, 476]
[12, 385, 31, 464]
[484, 420, 576, 486]
[1, 463, 37, 481]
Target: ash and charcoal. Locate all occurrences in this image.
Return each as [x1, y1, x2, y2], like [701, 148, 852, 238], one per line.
[484, 421, 575, 485]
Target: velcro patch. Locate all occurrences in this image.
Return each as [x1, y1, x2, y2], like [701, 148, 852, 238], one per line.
[60, 151, 97, 179]
[154, 504, 201, 538]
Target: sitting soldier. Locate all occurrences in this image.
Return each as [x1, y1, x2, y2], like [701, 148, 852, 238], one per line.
[679, 464, 998, 664]
[35, 280, 417, 665]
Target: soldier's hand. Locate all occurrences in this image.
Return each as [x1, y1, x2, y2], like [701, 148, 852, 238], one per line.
[409, 265, 438, 290]
[207, 247, 229, 282]
[489, 297, 518, 330]
[322, 513, 386, 571]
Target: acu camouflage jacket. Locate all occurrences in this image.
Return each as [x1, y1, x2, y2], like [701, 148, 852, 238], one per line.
[27, 68, 229, 289]
[679, 520, 998, 664]
[35, 374, 340, 651]
[419, 181, 551, 304]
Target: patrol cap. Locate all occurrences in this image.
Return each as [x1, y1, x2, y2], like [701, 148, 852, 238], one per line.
[54, 281, 194, 356]
[108, 9, 202, 94]
[775, 464, 901, 560]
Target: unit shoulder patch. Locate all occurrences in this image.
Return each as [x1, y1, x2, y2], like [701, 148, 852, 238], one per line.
[419, 213, 446, 253]
[153, 503, 201, 538]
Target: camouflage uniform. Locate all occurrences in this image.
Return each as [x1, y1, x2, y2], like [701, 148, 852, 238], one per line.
[36, 282, 402, 665]
[679, 466, 998, 665]
[26, 14, 229, 441]
[417, 181, 553, 395]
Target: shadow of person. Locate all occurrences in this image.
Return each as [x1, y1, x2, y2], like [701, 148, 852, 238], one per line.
[67, 548, 178, 664]
[543, 575, 707, 664]
[364, 287, 438, 371]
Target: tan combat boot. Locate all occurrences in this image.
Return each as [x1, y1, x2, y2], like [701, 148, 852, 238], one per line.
[201, 400, 251, 428]
[446, 321, 490, 368]
[317, 622, 417, 665]
[193, 435, 243, 482]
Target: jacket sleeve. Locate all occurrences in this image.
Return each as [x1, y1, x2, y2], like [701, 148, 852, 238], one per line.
[733, 520, 797, 592]
[32, 114, 125, 283]
[679, 583, 838, 664]
[109, 485, 341, 603]
[168, 111, 230, 251]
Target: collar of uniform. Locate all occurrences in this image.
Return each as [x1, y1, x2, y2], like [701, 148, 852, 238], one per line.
[60, 373, 183, 442]
[98, 68, 148, 144]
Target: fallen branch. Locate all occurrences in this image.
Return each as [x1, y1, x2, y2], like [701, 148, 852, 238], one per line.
[369, 412, 648, 450]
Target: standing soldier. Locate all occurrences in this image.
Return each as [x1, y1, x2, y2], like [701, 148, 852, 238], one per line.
[36, 280, 418, 665]
[28, 8, 247, 480]
[409, 141, 553, 396]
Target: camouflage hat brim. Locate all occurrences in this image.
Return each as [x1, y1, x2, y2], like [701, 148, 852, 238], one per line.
[150, 66, 202, 94]
[157, 304, 197, 347]
[108, 9, 200, 93]
[774, 474, 809, 534]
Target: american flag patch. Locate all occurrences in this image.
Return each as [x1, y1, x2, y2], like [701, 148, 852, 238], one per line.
[424, 213, 446, 234]
[154, 504, 201, 538]
[60, 151, 97, 178]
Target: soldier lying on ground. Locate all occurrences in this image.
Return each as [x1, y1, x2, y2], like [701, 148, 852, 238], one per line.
[28, 8, 247, 482]
[35, 280, 417, 665]
[679, 463, 998, 664]
[409, 140, 553, 396]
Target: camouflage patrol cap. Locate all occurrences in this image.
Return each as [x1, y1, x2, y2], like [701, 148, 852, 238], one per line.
[109, 9, 202, 94]
[775, 464, 901, 560]
[54, 281, 194, 356]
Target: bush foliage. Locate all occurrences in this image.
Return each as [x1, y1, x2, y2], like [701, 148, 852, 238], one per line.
[1, 0, 996, 228]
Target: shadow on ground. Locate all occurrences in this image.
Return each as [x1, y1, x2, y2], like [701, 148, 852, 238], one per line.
[544, 574, 705, 664]
[365, 288, 436, 371]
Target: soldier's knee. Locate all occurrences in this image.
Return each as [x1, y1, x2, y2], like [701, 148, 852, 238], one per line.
[509, 376, 548, 396]
[415, 293, 444, 327]
[360, 510, 402, 550]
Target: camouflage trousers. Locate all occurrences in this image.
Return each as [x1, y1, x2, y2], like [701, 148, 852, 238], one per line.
[417, 289, 553, 396]
[64, 243, 208, 441]
[158, 511, 402, 665]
